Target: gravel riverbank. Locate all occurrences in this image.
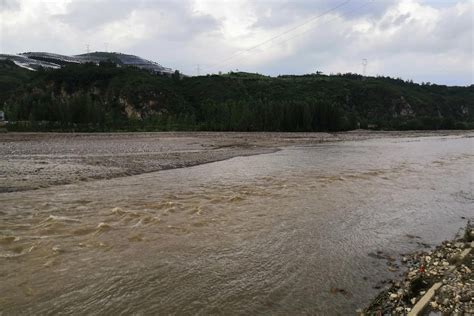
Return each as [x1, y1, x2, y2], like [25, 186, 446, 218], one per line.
[1, 131, 472, 193]
[364, 223, 474, 315]
[0, 132, 330, 192]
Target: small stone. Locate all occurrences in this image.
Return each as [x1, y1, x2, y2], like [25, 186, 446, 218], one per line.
[389, 293, 398, 300]
[425, 256, 432, 262]
[411, 297, 417, 305]
[431, 301, 439, 309]
[408, 271, 417, 279]
[395, 306, 404, 312]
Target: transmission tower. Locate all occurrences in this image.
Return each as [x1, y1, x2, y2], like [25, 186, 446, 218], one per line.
[362, 58, 368, 77]
[86, 44, 90, 54]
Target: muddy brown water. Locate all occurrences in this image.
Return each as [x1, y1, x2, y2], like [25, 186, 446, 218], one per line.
[1, 135, 473, 315]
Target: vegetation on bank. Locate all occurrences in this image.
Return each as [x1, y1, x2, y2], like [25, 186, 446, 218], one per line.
[1, 60, 473, 132]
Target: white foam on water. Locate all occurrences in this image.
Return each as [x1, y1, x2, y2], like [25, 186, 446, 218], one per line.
[46, 215, 81, 223]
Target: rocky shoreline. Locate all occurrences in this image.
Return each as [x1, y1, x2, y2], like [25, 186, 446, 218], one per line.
[363, 222, 474, 315]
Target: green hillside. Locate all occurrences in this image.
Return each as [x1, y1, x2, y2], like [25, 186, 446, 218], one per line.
[0, 60, 34, 106]
[1, 60, 473, 131]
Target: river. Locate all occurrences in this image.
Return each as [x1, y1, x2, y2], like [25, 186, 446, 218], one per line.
[1, 134, 473, 315]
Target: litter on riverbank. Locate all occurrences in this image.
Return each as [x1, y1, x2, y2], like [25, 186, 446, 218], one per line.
[363, 222, 474, 315]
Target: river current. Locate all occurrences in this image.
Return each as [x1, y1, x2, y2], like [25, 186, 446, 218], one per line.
[1, 135, 473, 314]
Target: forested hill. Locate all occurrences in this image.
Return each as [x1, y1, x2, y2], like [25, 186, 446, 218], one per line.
[1, 59, 473, 132]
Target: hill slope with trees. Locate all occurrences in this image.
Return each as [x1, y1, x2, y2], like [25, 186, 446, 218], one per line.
[1, 60, 473, 132]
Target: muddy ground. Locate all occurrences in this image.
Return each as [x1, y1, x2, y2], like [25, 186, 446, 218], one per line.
[0, 130, 472, 193]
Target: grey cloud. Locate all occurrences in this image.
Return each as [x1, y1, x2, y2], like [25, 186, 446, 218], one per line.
[251, 0, 398, 30]
[435, 6, 473, 43]
[378, 13, 411, 30]
[392, 13, 411, 26]
[53, 0, 141, 29]
[369, 4, 473, 57]
[0, 0, 20, 12]
[165, 14, 218, 41]
[54, 0, 218, 38]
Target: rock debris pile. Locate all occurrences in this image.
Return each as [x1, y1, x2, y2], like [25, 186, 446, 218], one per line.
[364, 223, 473, 315]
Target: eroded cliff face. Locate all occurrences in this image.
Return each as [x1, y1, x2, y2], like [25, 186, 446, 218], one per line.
[119, 96, 170, 120]
[8, 81, 171, 122]
[391, 96, 415, 118]
[120, 97, 142, 119]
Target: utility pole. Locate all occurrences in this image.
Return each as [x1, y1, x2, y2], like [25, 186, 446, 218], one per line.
[196, 64, 201, 76]
[104, 42, 109, 52]
[86, 44, 90, 54]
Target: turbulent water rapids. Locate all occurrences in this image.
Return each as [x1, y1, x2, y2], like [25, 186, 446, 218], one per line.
[1, 135, 473, 314]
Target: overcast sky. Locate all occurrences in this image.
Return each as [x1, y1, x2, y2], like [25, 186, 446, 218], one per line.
[1, 0, 473, 85]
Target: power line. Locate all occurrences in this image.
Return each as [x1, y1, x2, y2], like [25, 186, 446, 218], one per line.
[212, 0, 373, 73]
[203, 0, 353, 72]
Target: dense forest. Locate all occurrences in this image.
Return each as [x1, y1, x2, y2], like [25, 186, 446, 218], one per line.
[1, 59, 473, 132]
